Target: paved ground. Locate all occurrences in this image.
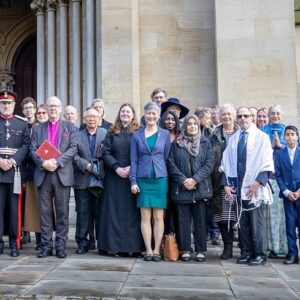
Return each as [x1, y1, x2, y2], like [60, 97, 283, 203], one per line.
[0, 229, 300, 300]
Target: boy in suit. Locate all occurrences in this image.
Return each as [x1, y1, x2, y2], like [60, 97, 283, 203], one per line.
[275, 125, 300, 264]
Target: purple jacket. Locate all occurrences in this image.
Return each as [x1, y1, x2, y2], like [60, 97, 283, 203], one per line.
[130, 127, 171, 185]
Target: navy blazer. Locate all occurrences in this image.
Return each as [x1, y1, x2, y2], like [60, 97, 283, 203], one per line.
[30, 120, 78, 188]
[275, 146, 300, 198]
[130, 127, 171, 185]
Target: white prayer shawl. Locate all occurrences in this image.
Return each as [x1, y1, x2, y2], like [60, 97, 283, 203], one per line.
[220, 123, 274, 206]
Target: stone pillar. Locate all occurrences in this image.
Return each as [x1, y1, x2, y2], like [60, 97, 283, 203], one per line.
[96, 0, 102, 98]
[72, 0, 81, 113]
[46, 0, 57, 97]
[58, 0, 68, 106]
[30, 0, 46, 104]
[86, 0, 95, 105]
[0, 71, 15, 91]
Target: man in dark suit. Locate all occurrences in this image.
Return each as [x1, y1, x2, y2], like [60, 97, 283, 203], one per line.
[0, 90, 30, 257]
[275, 125, 300, 264]
[31, 96, 78, 258]
[73, 108, 106, 254]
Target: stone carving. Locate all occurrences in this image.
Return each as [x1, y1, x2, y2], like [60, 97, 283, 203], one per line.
[58, 0, 69, 6]
[46, 0, 58, 10]
[30, 0, 46, 14]
[0, 72, 15, 91]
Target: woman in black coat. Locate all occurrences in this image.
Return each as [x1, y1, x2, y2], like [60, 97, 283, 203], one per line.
[98, 103, 144, 256]
[168, 115, 214, 262]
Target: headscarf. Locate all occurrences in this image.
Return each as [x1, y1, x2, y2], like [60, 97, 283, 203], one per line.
[176, 115, 201, 156]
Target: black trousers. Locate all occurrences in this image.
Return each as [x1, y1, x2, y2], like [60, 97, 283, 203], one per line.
[38, 171, 71, 251]
[0, 183, 19, 247]
[75, 189, 99, 249]
[239, 200, 267, 257]
[175, 201, 207, 253]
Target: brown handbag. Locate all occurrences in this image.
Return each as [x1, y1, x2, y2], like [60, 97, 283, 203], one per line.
[162, 233, 179, 262]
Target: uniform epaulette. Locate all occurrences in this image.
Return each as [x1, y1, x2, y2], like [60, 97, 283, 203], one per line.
[15, 115, 28, 122]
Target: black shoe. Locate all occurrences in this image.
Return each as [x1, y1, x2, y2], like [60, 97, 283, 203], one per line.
[211, 237, 221, 246]
[220, 247, 233, 260]
[10, 248, 20, 257]
[248, 255, 267, 266]
[268, 251, 278, 259]
[144, 254, 153, 261]
[56, 249, 67, 259]
[21, 232, 31, 244]
[35, 244, 42, 251]
[37, 249, 53, 258]
[181, 252, 191, 262]
[236, 255, 252, 264]
[284, 256, 299, 265]
[152, 254, 162, 262]
[195, 252, 206, 262]
[76, 247, 88, 255]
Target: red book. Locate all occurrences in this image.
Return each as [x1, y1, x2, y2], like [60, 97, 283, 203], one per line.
[35, 140, 61, 160]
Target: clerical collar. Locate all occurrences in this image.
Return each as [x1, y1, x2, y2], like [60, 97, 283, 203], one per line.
[49, 119, 60, 125]
[0, 114, 14, 120]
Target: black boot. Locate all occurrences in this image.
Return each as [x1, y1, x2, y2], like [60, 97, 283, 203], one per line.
[219, 223, 233, 260]
[35, 233, 42, 251]
[220, 243, 233, 259]
[21, 231, 31, 244]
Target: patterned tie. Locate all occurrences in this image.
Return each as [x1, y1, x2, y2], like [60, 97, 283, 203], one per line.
[237, 131, 247, 162]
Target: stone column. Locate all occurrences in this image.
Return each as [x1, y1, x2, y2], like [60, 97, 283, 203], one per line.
[30, 0, 46, 104]
[58, 0, 68, 106]
[86, 0, 95, 105]
[46, 0, 57, 97]
[72, 0, 81, 111]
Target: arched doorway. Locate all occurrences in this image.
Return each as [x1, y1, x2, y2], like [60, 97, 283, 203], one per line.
[14, 37, 37, 116]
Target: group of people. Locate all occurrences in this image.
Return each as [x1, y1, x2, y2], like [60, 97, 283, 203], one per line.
[0, 88, 299, 267]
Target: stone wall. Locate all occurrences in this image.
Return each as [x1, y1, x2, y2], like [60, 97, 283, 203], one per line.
[215, 0, 299, 125]
[101, 0, 217, 120]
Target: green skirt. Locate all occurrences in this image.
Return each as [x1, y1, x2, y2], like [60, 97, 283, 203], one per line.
[137, 177, 168, 209]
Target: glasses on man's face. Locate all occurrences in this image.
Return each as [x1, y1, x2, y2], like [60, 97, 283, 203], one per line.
[37, 111, 47, 115]
[47, 104, 61, 109]
[237, 114, 250, 119]
[23, 106, 35, 111]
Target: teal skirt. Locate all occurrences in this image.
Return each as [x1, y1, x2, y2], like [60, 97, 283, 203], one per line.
[137, 177, 168, 209]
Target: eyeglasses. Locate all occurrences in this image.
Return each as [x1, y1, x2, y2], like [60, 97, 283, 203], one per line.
[37, 111, 47, 115]
[237, 114, 250, 119]
[23, 106, 35, 111]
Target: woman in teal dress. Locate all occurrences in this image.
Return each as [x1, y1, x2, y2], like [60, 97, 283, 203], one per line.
[130, 102, 171, 262]
[262, 104, 288, 257]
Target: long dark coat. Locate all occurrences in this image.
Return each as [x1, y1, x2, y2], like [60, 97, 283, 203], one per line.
[99, 129, 144, 252]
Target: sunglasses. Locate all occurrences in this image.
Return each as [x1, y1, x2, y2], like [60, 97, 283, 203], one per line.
[37, 111, 47, 115]
[237, 114, 250, 119]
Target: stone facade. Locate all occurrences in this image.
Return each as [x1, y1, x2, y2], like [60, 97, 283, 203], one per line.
[0, 0, 299, 124]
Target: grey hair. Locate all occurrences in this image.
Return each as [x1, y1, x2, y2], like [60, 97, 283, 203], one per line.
[219, 103, 236, 119]
[268, 104, 283, 116]
[144, 101, 161, 114]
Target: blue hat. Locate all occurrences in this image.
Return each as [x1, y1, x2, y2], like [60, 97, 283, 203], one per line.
[0, 90, 17, 103]
[160, 97, 189, 119]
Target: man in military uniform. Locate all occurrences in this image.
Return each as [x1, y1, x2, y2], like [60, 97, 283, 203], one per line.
[0, 90, 30, 257]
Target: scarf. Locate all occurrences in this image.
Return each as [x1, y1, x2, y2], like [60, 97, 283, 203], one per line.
[220, 123, 274, 205]
[176, 115, 201, 156]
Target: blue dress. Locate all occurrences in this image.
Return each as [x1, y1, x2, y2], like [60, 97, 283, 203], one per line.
[137, 132, 168, 209]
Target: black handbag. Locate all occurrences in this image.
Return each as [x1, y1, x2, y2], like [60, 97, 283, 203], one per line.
[88, 160, 104, 198]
